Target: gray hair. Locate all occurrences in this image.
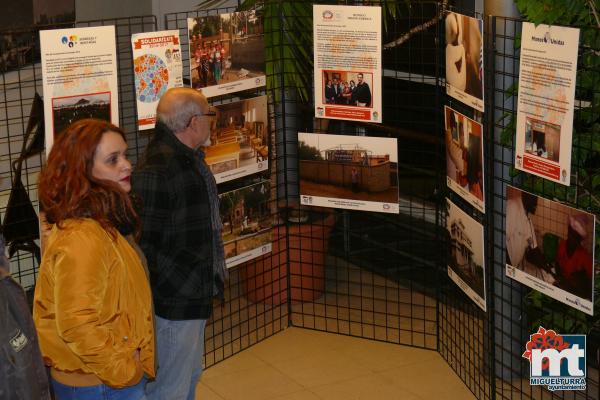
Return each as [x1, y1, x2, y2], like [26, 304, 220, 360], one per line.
[157, 96, 204, 133]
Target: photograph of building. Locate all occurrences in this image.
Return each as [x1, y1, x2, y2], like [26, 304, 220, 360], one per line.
[219, 180, 271, 268]
[188, 10, 265, 97]
[204, 95, 268, 183]
[446, 198, 486, 311]
[299, 133, 398, 213]
[524, 117, 560, 162]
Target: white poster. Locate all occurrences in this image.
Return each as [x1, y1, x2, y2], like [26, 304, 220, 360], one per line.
[40, 26, 119, 152]
[131, 30, 183, 130]
[505, 186, 595, 315]
[219, 181, 272, 268]
[445, 12, 484, 112]
[444, 106, 485, 213]
[313, 5, 382, 123]
[446, 198, 486, 311]
[514, 22, 580, 185]
[205, 95, 268, 183]
[298, 132, 399, 213]
[187, 10, 266, 98]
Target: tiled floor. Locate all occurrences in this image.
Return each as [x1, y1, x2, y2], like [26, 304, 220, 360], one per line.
[196, 327, 476, 400]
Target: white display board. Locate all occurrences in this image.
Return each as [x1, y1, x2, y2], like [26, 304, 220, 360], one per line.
[313, 5, 382, 123]
[40, 26, 119, 152]
[514, 22, 580, 185]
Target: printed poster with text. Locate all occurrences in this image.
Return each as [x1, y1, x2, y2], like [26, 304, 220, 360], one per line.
[514, 22, 580, 185]
[131, 30, 183, 130]
[313, 5, 382, 123]
[40, 26, 119, 153]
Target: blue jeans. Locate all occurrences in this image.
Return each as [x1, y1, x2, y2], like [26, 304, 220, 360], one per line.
[145, 316, 207, 400]
[51, 376, 146, 400]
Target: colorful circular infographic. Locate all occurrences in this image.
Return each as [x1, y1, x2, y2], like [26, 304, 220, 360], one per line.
[134, 54, 169, 103]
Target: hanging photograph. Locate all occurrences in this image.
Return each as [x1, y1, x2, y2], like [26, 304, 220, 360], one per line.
[298, 132, 399, 213]
[187, 9, 265, 98]
[205, 95, 268, 183]
[446, 198, 486, 311]
[505, 186, 595, 315]
[219, 180, 272, 268]
[444, 12, 484, 112]
[444, 106, 485, 213]
[313, 5, 382, 123]
[514, 23, 579, 186]
[131, 30, 183, 130]
[40, 25, 119, 152]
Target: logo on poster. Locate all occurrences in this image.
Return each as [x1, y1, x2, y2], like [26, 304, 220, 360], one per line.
[523, 327, 586, 391]
[531, 32, 565, 46]
[322, 10, 333, 20]
[61, 35, 78, 47]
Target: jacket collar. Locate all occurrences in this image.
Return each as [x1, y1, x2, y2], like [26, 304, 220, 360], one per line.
[154, 121, 205, 160]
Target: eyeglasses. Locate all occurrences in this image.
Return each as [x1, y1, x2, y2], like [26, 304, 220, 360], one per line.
[186, 111, 217, 128]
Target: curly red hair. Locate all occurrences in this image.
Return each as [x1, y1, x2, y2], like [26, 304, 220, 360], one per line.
[38, 119, 139, 237]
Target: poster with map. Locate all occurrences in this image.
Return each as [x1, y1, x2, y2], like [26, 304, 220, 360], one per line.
[131, 30, 183, 130]
[40, 25, 119, 152]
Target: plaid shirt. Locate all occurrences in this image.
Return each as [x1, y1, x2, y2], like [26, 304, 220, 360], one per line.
[132, 122, 216, 320]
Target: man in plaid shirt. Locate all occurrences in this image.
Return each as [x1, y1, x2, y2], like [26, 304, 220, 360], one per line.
[132, 87, 226, 400]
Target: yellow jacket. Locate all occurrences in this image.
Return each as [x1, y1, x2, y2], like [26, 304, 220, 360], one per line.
[33, 218, 155, 388]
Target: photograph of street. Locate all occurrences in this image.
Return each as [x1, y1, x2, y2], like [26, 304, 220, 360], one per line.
[219, 180, 272, 268]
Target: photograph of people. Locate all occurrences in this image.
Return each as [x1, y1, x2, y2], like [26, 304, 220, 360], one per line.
[505, 186, 595, 314]
[444, 106, 484, 212]
[524, 118, 561, 162]
[445, 12, 484, 110]
[34, 119, 155, 400]
[322, 70, 373, 107]
[188, 10, 265, 97]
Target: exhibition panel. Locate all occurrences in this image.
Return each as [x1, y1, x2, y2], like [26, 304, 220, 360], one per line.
[0, 1, 598, 399]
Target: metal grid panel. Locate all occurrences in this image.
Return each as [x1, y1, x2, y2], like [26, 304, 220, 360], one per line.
[490, 16, 600, 400]
[165, 4, 288, 368]
[0, 15, 157, 290]
[276, 0, 441, 351]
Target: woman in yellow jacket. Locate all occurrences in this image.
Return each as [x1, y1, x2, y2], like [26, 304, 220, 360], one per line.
[34, 119, 155, 400]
